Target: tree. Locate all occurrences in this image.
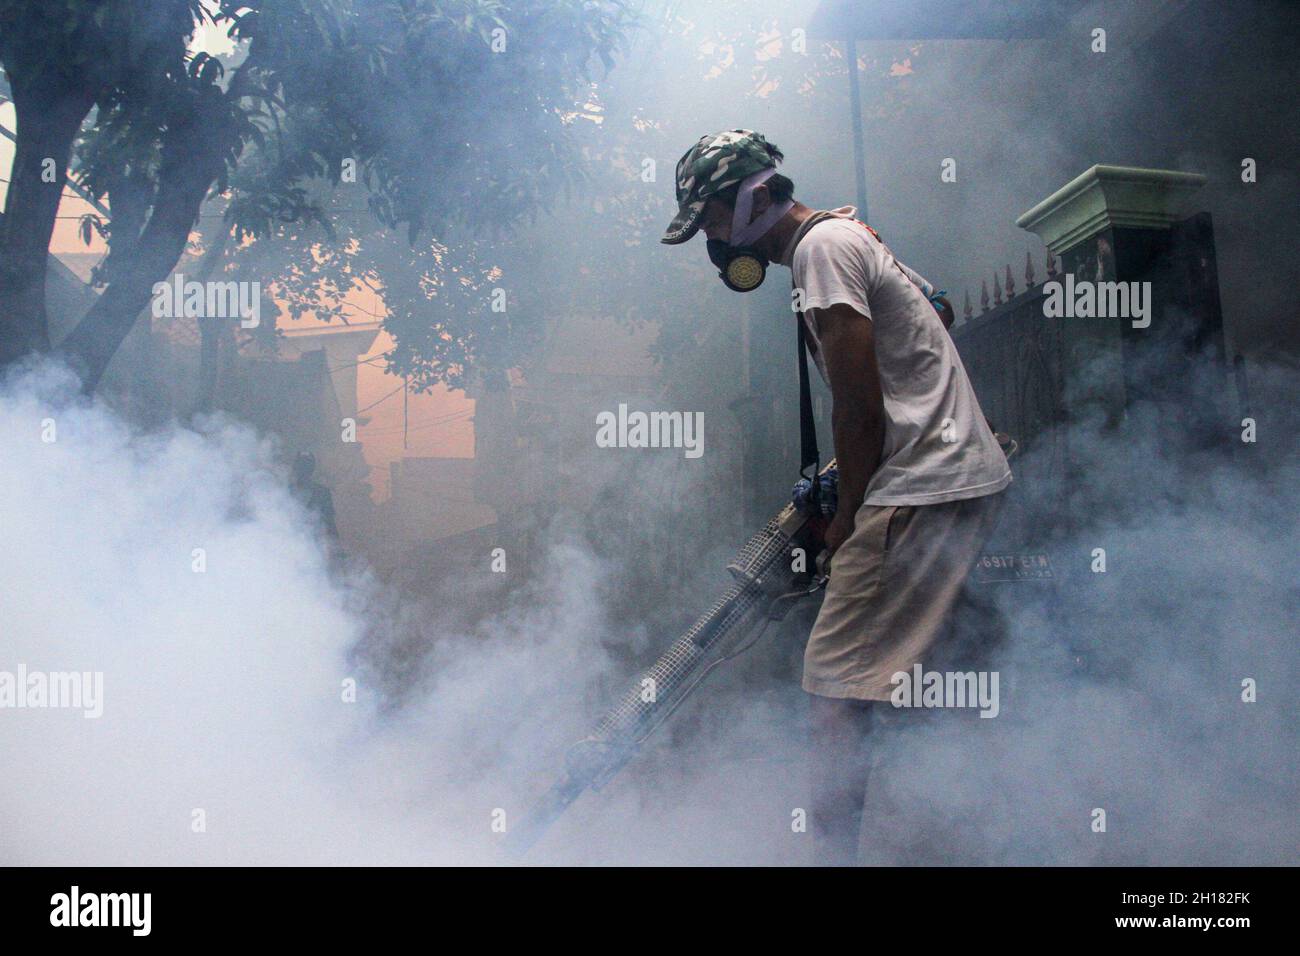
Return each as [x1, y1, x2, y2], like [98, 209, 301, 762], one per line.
[0, 0, 633, 391]
[0, 0, 201, 368]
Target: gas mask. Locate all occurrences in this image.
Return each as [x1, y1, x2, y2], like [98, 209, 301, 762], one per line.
[706, 167, 793, 293]
[707, 239, 768, 293]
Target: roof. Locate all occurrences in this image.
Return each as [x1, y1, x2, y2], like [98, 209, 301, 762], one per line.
[808, 0, 1072, 40]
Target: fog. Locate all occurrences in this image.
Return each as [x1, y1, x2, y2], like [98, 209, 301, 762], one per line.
[0, 0, 1296, 865]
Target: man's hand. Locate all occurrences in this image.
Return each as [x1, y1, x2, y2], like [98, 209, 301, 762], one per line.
[822, 510, 855, 558]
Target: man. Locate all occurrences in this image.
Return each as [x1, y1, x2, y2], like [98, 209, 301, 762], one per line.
[662, 130, 1011, 864]
[290, 451, 339, 540]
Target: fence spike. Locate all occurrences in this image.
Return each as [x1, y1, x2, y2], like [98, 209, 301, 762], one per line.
[1025, 250, 1035, 287]
[980, 279, 989, 313]
[963, 288, 972, 320]
[1046, 249, 1058, 280]
[1005, 263, 1015, 298]
[992, 270, 1003, 307]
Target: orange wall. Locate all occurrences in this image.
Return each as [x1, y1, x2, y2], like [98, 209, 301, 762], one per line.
[23, 165, 474, 503]
[351, 329, 476, 501]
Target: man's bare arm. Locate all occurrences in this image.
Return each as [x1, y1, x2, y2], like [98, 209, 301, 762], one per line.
[815, 302, 886, 554]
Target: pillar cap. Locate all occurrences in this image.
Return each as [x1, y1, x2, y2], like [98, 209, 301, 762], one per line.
[1016, 164, 1206, 256]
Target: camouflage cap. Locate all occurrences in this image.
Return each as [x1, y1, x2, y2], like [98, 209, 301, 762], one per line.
[661, 129, 784, 244]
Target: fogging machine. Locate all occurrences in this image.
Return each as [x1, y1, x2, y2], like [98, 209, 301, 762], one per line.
[507, 460, 838, 856]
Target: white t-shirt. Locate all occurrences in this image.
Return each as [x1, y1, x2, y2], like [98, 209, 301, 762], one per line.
[790, 207, 1011, 506]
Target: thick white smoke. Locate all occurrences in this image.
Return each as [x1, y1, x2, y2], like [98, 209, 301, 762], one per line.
[0, 362, 629, 864]
[858, 358, 1300, 865]
[2, 356, 1296, 866]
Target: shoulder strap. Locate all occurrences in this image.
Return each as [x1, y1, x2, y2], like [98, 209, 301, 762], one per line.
[789, 211, 839, 503]
[796, 311, 820, 499]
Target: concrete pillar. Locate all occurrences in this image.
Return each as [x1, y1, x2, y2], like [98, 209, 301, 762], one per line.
[1015, 164, 1229, 537]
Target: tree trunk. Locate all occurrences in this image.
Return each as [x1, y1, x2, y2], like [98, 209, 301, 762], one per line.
[97, 166, 155, 285]
[192, 226, 233, 415]
[0, 78, 95, 369]
[57, 133, 221, 393]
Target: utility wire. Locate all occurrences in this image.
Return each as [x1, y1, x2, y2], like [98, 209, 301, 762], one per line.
[354, 381, 406, 415]
[359, 408, 474, 437]
[327, 352, 392, 373]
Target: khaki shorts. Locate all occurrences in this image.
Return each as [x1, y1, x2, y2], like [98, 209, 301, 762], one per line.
[803, 493, 1004, 701]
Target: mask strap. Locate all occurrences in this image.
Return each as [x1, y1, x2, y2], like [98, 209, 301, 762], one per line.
[731, 168, 794, 247]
